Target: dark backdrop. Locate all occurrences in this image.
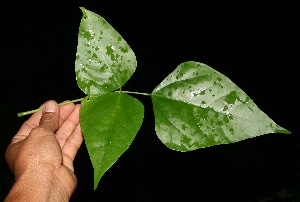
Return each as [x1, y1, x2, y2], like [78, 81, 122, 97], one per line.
[1, 1, 299, 201]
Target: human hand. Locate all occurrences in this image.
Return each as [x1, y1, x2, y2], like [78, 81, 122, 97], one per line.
[5, 100, 83, 202]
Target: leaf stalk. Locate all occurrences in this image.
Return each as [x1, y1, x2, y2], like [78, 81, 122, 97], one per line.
[17, 97, 86, 117]
[116, 90, 151, 96]
[17, 91, 151, 117]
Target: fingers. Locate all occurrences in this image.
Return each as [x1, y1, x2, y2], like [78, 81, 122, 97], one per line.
[11, 103, 45, 144]
[39, 100, 60, 133]
[12, 101, 76, 144]
[56, 104, 81, 148]
[55, 104, 83, 171]
[10, 100, 83, 172]
[62, 124, 83, 172]
[58, 101, 76, 127]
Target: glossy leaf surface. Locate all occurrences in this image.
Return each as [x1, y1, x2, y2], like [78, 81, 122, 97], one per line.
[80, 93, 144, 189]
[152, 61, 290, 151]
[75, 7, 137, 96]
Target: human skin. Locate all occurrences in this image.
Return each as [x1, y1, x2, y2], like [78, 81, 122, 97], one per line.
[5, 100, 83, 202]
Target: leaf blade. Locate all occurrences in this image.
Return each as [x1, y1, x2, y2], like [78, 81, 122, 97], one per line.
[152, 61, 290, 151]
[80, 93, 144, 189]
[75, 7, 137, 96]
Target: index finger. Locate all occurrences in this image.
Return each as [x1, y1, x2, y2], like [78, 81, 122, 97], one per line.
[12, 101, 77, 144]
[12, 106, 43, 144]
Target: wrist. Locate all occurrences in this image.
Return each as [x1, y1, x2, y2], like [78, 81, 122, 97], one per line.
[5, 164, 72, 202]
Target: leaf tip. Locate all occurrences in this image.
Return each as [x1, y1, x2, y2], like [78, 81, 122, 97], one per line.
[275, 129, 291, 134]
[79, 7, 88, 18]
[93, 175, 100, 190]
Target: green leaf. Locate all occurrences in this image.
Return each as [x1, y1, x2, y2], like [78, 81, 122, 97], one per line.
[152, 61, 291, 152]
[75, 7, 137, 96]
[80, 93, 144, 189]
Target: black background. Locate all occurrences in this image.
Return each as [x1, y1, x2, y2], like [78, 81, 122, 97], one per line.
[1, 1, 299, 201]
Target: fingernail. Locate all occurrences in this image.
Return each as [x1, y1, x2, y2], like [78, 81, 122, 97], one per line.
[44, 101, 57, 112]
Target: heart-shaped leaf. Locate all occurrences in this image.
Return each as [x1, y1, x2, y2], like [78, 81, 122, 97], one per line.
[152, 61, 290, 151]
[80, 93, 144, 189]
[75, 7, 137, 96]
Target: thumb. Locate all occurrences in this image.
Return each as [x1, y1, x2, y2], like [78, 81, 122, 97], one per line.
[39, 100, 60, 133]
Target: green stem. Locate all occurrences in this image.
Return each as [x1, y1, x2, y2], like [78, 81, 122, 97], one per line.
[115, 90, 152, 96]
[17, 91, 151, 117]
[17, 97, 86, 117]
